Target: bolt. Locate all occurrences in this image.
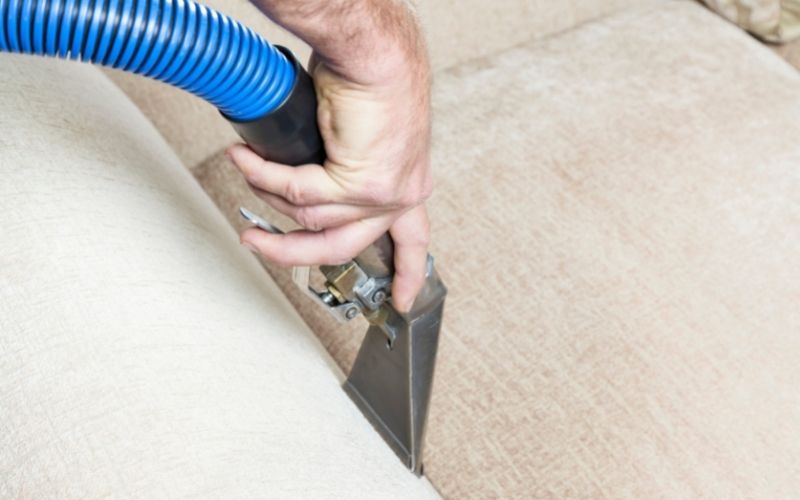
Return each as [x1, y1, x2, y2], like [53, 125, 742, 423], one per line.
[320, 291, 336, 306]
[345, 306, 359, 320]
[372, 290, 387, 304]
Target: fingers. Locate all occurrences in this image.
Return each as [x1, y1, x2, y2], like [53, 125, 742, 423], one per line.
[255, 191, 388, 231]
[231, 139, 430, 313]
[227, 143, 413, 210]
[241, 204, 431, 314]
[389, 206, 431, 312]
[241, 215, 392, 267]
[226, 144, 346, 206]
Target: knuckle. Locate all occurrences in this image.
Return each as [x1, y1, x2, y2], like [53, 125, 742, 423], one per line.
[405, 174, 434, 207]
[361, 180, 398, 206]
[363, 175, 433, 209]
[406, 218, 431, 247]
[413, 227, 431, 247]
[398, 190, 422, 208]
[419, 176, 434, 202]
[295, 207, 324, 232]
[283, 179, 307, 205]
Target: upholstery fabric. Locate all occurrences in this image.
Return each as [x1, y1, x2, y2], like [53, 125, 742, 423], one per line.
[190, 161, 369, 369]
[0, 55, 441, 500]
[194, 1, 800, 497]
[401, 2, 800, 496]
[701, 0, 800, 41]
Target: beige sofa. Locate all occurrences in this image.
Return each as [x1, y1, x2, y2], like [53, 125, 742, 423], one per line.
[2, 0, 800, 498]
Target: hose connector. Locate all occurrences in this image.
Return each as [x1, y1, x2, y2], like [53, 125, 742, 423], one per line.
[224, 47, 325, 166]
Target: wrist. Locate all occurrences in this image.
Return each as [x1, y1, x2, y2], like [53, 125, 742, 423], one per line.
[326, 21, 430, 91]
[269, 1, 428, 85]
[341, 42, 429, 87]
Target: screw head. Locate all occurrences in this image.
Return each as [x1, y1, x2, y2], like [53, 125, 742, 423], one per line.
[345, 306, 359, 320]
[372, 290, 387, 304]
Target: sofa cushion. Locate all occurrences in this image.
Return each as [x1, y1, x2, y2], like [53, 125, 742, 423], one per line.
[412, 1, 800, 496]
[0, 56, 440, 499]
[701, 0, 800, 42]
[193, 0, 800, 497]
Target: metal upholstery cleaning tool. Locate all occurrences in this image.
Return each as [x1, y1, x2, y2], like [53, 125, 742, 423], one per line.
[1, 0, 446, 475]
[241, 207, 447, 474]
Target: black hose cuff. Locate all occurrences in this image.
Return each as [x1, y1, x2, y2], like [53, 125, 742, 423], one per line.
[224, 46, 325, 166]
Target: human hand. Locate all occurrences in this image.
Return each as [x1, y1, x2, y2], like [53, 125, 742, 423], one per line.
[227, 48, 433, 313]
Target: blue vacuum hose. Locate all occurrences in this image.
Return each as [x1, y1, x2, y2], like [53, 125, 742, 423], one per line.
[0, 0, 325, 165]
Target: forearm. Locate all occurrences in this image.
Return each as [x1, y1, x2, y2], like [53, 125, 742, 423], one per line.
[250, 0, 427, 83]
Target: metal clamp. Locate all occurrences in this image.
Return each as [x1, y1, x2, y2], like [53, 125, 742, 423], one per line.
[291, 265, 361, 323]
